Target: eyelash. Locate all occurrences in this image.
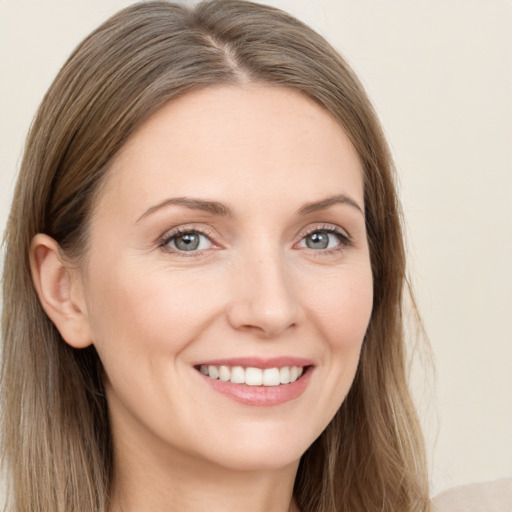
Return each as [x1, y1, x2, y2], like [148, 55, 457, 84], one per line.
[296, 224, 352, 254]
[159, 224, 352, 256]
[160, 226, 216, 257]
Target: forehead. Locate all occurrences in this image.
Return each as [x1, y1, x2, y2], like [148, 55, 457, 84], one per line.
[97, 85, 364, 220]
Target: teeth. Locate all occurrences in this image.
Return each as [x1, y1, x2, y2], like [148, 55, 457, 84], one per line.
[262, 368, 280, 386]
[279, 366, 290, 384]
[245, 367, 263, 386]
[230, 366, 245, 384]
[218, 365, 230, 382]
[208, 365, 219, 379]
[198, 364, 306, 386]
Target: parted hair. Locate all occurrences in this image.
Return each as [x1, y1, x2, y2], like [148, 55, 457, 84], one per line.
[1, 1, 431, 511]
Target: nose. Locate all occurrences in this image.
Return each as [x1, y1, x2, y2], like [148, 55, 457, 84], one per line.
[226, 250, 300, 338]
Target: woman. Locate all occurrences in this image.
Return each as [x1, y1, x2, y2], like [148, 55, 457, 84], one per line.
[1, 1, 431, 511]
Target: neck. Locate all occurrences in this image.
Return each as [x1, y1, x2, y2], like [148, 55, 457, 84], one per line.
[109, 432, 300, 512]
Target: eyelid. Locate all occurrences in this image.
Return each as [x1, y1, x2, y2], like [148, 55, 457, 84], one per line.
[157, 222, 352, 256]
[297, 223, 352, 242]
[158, 225, 219, 255]
[294, 223, 353, 251]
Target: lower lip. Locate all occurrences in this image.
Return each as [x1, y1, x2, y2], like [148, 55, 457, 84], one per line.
[198, 367, 313, 407]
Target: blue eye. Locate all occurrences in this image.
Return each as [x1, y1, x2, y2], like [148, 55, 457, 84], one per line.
[298, 229, 346, 250]
[164, 231, 213, 252]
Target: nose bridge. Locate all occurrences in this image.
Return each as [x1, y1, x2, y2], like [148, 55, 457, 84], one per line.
[227, 239, 299, 337]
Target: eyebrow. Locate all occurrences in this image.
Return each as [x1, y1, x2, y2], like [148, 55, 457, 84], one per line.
[136, 192, 364, 223]
[136, 197, 231, 222]
[297, 194, 364, 216]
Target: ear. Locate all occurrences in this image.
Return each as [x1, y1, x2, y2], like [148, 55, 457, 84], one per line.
[30, 233, 92, 348]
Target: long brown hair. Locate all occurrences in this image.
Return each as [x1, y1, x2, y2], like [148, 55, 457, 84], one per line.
[1, 1, 431, 511]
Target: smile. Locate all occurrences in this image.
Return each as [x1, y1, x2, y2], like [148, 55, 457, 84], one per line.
[198, 364, 304, 386]
[194, 358, 313, 406]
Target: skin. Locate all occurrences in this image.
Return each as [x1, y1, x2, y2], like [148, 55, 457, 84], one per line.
[31, 85, 373, 512]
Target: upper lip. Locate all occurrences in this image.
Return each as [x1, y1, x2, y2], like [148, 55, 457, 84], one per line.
[194, 356, 314, 369]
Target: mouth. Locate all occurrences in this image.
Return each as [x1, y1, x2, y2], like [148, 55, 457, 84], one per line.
[196, 364, 306, 386]
[193, 359, 313, 406]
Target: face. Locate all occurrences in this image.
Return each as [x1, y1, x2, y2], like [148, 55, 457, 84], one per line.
[78, 85, 373, 472]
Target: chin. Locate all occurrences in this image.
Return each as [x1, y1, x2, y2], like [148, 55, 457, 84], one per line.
[193, 423, 319, 472]
[207, 447, 304, 473]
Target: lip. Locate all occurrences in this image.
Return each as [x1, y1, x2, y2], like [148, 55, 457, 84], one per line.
[193, 357, 314, 407]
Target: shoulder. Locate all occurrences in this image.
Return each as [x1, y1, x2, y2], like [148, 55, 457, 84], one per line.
[432, 478, 512, 512]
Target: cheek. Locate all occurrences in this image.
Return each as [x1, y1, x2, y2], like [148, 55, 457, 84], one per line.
[83, 258, 224, 363]
[308, 261, 372, 400]
[295, 261, 372, 436]
[308, 262, 373, 352]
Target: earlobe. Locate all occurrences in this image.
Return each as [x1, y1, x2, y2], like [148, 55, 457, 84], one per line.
[30, 234, 92, 349]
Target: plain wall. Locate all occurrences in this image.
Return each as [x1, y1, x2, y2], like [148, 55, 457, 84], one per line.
[1, 0, 511, 497]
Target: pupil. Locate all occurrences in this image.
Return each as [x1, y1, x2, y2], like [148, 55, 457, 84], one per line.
[307, 232, 329, 249]
[176, 233, 199, 251]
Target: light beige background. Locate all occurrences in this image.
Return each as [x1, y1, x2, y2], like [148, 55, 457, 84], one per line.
[1, 0, 511, 496]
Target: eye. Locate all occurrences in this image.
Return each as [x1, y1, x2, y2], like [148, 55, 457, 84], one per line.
[163, 230, 213, 252]
[297, 228, 349, 251]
